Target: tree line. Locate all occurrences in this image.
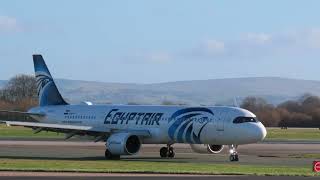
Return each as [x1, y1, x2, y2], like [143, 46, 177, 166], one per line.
[241, 95, 320, 127]
[0, 74, 38, 111]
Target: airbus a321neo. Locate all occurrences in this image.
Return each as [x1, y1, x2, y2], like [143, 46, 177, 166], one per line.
[0, 55, 267, 161]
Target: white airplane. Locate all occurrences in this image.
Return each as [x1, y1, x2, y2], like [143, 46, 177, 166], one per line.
[1, 55, 267, 162]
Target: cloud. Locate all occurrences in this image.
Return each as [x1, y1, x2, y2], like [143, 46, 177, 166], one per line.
[0, 16, 20, 32]
[125, 51, 172, 64]
[301, 28, 320, 49]
[121, 29, 320, 64]
[189, 29, 320, 60]
[147, 52, 171, 63]
[244, 33, 272, 45]
[203, 40, 225, 54]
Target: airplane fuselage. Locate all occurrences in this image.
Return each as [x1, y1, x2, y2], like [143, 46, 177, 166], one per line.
[29, 105, 266, 145]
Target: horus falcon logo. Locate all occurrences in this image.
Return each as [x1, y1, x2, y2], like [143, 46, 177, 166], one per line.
[168, 107, 214, 144]
[35, 72, 53, 96]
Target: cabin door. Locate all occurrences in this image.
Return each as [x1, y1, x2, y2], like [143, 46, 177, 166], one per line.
[216, 110, 225, 132]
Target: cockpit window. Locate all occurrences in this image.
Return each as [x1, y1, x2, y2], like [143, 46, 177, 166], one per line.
[233, 117, 259, 124]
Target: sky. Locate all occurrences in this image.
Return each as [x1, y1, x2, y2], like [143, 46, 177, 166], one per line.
[1, 0, 320, 83]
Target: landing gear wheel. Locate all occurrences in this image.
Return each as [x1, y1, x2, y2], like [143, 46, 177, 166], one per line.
[105, 149, 120, 160]
[234, 154, 239, 161]
[105, 149, 112, 159]
[229, 153, 239, 162]
[160, 147, 168, 158]
[228, 144, 239, 162]
[160, 144, 175, 158]
[168, 150, 175, 158]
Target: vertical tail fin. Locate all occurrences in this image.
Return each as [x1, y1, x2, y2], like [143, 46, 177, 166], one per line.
[33, 54, 68, 106]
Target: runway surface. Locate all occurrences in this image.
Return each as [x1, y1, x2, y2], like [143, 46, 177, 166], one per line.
[0, 140, 319, 179]
[0, 140, 319, 167]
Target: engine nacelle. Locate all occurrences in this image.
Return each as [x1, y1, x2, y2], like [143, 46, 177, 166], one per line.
[190, 144, 224, 154]
[106, 133, 141, 155]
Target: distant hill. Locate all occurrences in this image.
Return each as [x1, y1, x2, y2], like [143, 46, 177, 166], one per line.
[1, 77, 320, 105]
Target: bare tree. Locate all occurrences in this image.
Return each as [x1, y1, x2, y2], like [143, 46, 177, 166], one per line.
[241, 94, 320, 127]
[241, 96, 274, 112]
[0, 74, 38, 111]
[0, 74, 37, 102]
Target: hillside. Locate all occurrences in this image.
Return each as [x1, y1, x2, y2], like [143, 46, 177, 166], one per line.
[1, 77, 319, 105]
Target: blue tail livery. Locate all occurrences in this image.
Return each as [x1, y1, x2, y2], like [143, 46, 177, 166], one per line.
[33, 55, 68, 106]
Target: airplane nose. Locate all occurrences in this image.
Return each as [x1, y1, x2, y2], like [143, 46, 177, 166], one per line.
[257, 123, 267, 141]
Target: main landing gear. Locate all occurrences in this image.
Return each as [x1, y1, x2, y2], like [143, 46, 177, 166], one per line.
[229, 144, 239, 162]
[105, 149, 120, 160]
[160, 144, 175, 158]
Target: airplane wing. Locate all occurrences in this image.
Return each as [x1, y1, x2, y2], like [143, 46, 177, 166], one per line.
[0, 110, 45, 118]
[4, 120, 151, 141]
[1, 115, 151, 142]
[5, 121, 92, 131]
[2, 120, 104, 140]
[0, 110, 151, 141]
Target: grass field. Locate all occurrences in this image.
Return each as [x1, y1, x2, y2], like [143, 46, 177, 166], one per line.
[266, 128, 320, 140]
[0, 124, 64, 138]
[0, 125, 319, 176]
[289, 153, 320, 159]
[0, 124, 320, 140]
[0, 158, 317, 176]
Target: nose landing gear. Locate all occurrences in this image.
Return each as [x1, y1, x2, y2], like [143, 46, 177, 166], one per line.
[229, 144, 239, 162]
[160, 144, 175, 158]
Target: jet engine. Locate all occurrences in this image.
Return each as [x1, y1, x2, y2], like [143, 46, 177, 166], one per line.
[106, 133, 141, 155]
[190, 144, 224, 154]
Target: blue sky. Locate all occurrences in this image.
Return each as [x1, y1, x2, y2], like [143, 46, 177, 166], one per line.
[1, 0, 320, 83]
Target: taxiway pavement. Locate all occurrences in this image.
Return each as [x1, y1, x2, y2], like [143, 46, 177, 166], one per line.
[0, 140, 319, 167]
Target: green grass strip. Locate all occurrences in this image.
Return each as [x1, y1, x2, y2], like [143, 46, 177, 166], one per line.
[0, 159, 317, 176]
[0, 124, 63, 138]
[266, 128, 320, 140]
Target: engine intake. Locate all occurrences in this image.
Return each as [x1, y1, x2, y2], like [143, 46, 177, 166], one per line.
[207, 144, 224, 154]
[106, 133, 141, 155]
[190, 144, 224, 154]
